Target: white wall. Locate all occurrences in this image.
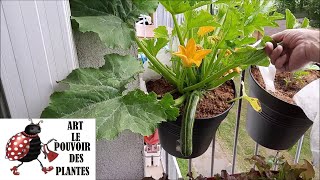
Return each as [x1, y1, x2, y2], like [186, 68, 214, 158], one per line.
[0, 0, 78, 118]
[154, 4, 184, 27]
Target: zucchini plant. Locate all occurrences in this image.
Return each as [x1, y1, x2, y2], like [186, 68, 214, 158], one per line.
[43, 0, 284, 156]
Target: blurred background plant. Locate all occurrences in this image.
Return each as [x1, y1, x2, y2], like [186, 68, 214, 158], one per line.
[276, 0, 319, 27]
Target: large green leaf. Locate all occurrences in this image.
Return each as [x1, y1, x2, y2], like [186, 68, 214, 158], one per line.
[70, 0, 159, 24]
[72, 15, 135, 50]
[70, 0, 159, 51]
[243, 0, 283, 35]
[41, 54, 179, 140]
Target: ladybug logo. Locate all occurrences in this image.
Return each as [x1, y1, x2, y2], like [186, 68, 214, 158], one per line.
[5, 119, 58, 175]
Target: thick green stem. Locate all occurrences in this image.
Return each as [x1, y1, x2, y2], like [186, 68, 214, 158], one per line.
[203, 47, 219, 78]
[207, 71, 238, 90]
[182, 65, 233, 92]
[178, 69, 187, 93]
[204, 13, 227, 78]
[172, 14, 184, 45]
[135, 37, 177, 86]
[187, 67, 197, 84]
[174, 94, 187, 107]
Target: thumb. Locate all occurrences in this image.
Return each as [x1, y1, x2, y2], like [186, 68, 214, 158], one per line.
[271, 31, 286, 43]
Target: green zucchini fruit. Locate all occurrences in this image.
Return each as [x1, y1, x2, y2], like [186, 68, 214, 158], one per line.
[180, 90, 201, 156]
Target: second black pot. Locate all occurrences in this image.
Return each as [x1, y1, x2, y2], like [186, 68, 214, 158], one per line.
[246, 67, 313, 150]
[158, 81, 235, 159]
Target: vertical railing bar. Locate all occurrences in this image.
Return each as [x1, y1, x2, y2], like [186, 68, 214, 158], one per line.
[188, 159, 192, 179]
[273, 151, 280, 171]
[165, 151, 169, 174]
[254, 143, 259, 156]
[210, 139, 216, 177]
[294, 135, 304, 164]
[231, 70, 246, 174]
[253, 142, 259, 169]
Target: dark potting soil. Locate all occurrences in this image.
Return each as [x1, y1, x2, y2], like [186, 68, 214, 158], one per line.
[251, 67, 320, 104]
[146, 78, 235, 119]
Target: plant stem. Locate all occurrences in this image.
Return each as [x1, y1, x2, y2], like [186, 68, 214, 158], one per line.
[178, 69, 187, 93]
[182, 65, 233, 92]
[227, 96, 243, 103]
[187, 67, 197, 84]
[172, 14, 184, 45]
[174, 94, 187, 107]
[135, 37, 178, 86]
[204, 13, 227, 78]
[207, 71, 238, 90]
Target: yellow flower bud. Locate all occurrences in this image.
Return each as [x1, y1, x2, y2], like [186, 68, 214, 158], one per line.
[207, 35, 220, 44]
[198, 26, 215, 37]
[234, 67, 242, 73]
[225, 49, 232, 57]
[196, 44, 203, 51]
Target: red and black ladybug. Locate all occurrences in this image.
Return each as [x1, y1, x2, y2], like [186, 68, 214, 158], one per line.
[5, 119, 57, 175]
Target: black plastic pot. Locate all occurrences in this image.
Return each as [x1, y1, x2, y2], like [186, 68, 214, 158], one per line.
[246, 67, 313, 150]
[158, 81, 236, 159]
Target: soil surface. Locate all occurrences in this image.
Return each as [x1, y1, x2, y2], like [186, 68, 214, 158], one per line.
[146, 78, 235, 119]
[251, 67, 320, 104]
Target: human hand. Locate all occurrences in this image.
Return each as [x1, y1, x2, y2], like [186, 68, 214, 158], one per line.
[265, 29, 320, 71]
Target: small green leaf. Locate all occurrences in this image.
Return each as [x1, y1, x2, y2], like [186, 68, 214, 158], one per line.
[159, 0, 211, 15]
[141, 38, 169, 56]
[72, 15, 135, 50]
[159, 93, 180, 121]
[159, 0, 193, 15]
[154, 26, 169, 39]
[301, 17, 310, 28]
[185, 10, 220, 30]
[286, 9, 297, 29]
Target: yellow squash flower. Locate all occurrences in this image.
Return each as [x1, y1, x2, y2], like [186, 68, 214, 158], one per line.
[173, 38, 211, 67]
[198, 26, 215, 37]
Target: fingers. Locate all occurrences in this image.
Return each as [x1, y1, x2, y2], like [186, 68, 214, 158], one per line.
[287, 45, 309, 71]
[265, 42, 273, 56]
[269, 45, 284, 65]
[271, 30, 286, 43]
[274, 54, 288, 71]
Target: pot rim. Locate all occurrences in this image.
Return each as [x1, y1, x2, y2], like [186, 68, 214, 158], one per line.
[250, 66, 302, 108]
